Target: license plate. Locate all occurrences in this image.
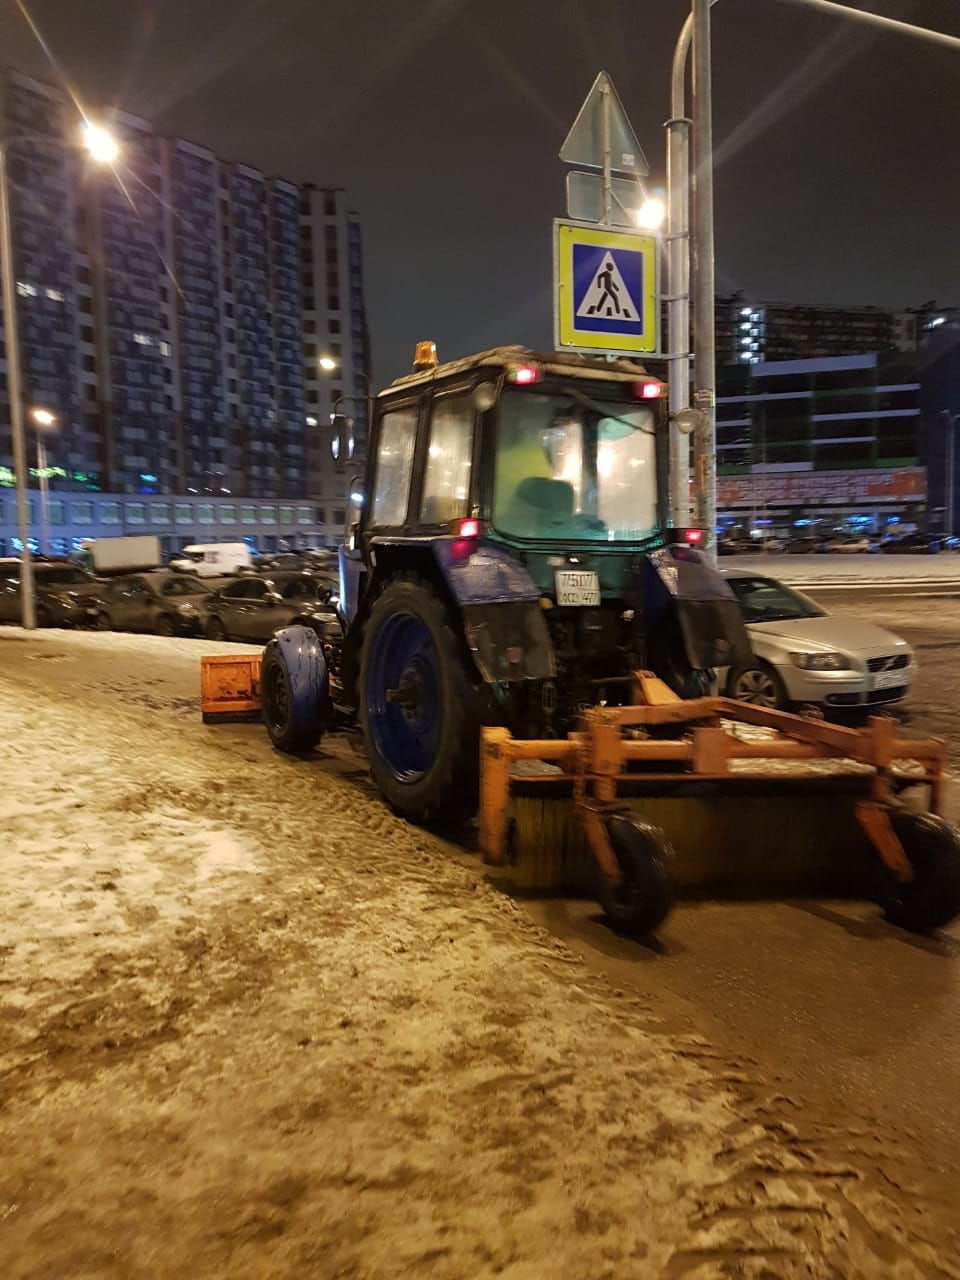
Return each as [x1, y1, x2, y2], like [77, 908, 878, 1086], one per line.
[555, 570, 601, 607]
[872, 669, 905, 690]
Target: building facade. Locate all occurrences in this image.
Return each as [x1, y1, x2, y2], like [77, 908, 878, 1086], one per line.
[0, 69, 370, 555]
[716, 353, 928, 535]
[300, 185, 370, 543]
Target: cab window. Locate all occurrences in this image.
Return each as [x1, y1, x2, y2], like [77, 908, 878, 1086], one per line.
[371, 407, 418, 527]
[420, 394, 474, 524]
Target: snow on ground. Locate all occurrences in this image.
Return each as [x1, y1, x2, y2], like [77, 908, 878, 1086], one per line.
[729, 552, 960, 585]
[0, 627, 958, 1278]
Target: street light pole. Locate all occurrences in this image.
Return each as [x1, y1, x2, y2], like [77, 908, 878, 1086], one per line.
[0, 141, 36, 627]
[0, 123, 119, 627]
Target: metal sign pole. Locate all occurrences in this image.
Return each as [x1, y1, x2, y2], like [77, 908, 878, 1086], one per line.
[599, 77, 612, 226]
[691, 0, 717, 562]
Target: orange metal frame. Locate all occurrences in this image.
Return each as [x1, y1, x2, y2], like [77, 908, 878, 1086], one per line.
[479, 673, 945, 887]
[200, 654, 263, 723]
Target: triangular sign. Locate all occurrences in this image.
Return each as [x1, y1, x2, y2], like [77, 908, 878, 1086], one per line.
[560, 71, 649, 176]
[576, 254, 638, 321]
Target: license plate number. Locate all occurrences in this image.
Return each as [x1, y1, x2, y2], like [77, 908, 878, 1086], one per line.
[555, 570, 601, 607]
[872, 669, 904, 690]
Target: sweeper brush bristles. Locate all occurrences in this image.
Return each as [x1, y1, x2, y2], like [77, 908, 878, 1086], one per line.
[506, 779, 878, 898]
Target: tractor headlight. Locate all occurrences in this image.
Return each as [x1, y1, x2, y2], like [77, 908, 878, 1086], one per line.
[789, 651, 850, 671]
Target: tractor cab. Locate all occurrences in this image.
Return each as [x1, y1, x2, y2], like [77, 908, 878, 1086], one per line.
[338, 344, 749, 737]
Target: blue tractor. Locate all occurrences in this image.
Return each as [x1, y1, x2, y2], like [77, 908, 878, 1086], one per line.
[259, 343, 750, 813]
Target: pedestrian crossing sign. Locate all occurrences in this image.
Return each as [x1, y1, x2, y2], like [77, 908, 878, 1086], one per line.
[554, 220, 659, 355]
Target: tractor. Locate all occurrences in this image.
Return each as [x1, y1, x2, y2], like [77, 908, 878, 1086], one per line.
[231, 342, 960, 938]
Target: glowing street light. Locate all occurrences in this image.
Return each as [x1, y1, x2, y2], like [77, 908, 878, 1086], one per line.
[635, 196, 666, 230]
[318, 354, 338, 372]
[80, 120, 120, 165]
[30, 407, 57, 555]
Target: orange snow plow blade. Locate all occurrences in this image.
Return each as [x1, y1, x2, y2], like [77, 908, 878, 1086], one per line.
[478, 673, 949, 906]
[200, 654, 262, 723]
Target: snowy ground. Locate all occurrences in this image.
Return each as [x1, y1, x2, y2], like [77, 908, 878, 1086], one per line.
[1, 627, 958, 1278]
[728, 552, 960, 586]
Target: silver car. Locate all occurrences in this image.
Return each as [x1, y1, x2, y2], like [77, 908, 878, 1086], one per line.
[720, 570, 915, 711]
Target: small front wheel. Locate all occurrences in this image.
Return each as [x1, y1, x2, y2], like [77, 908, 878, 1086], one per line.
[260, 626, 328, 754]
[877, 810, 960, 934]
[597, 815, 675, 937]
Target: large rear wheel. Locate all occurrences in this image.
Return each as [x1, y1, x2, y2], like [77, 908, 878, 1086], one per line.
[359, 577, 481, 822]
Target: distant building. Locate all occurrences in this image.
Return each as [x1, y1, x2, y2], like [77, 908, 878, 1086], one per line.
[716, 353, 928, 535]
[716, 296, 897, 367]
[300, 185, 371, 543]
[0, 69, 369, 555]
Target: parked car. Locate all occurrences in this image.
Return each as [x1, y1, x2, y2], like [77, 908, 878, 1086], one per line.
[881, 533, 942, 554]
[202, 572, 338, 643]
[825, 535, 873, 554]
[719, 569, 914, 711]
[784, 536, 824, 554]
[0, 557, 100, 627]
[93, 572, 212, 636]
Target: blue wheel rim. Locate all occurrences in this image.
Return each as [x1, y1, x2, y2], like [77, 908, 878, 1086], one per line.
[367, 612, 441, 782]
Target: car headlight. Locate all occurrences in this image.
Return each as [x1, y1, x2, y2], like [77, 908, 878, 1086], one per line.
[176, 602, 197, 615]
[788, 651, 851, 671]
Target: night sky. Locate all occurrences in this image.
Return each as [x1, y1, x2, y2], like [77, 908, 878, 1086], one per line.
[0, 0, 956, 382]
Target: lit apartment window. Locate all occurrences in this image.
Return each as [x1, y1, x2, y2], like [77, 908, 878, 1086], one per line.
[45, 288, 65, 303]
[16, 282, 37, 297]
[133, 332, 154, 346]
[159, 341, 171, 357]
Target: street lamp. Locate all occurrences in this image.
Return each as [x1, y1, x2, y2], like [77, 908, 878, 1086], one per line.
[634, 196, 666, 231]
[318, 354, 338, 372]
[79, 121, 120, 165]
[0, 120, 119, 626]
[30, 407, 56, 555]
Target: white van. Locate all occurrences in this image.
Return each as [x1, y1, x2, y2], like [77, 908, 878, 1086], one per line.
[169, 542, 253, 577]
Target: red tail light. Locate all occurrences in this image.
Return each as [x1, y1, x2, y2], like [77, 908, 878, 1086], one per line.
[455, 518, 482, 539]
[638, 380, 663, 399]
[509, 364, 540, 386]
[678, 527, 703, 545]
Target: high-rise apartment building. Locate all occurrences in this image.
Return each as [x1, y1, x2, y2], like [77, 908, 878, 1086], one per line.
[0, 70, 369, 553]
[300, 185, 370, 539]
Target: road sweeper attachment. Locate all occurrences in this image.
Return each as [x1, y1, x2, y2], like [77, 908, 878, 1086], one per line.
[479, 672, 960, 938]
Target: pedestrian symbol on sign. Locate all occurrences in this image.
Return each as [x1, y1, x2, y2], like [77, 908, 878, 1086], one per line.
[577, 255, 635, 321]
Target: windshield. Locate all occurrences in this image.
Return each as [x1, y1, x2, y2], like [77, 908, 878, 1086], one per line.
[162, 577, 207, 596]
[726, 576, 826, 623]
[493, 387, 658, 542]
[38, 567, 92, 585]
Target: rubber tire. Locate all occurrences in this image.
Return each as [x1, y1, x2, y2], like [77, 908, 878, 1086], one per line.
[35, 605, 50, 628]
[727, 660, 789, 711]
[876, 810, 960, 934]
[359, 576, 481, 823]
[155, 613, 175, 637]
[205, 616, 228, 641]
[96, 611, 112, 631]
[260, 630, 327, 754]
[597, 814, 676, 937]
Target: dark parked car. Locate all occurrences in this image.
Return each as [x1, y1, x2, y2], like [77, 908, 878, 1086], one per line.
[93, 572, 212, 635]
[881, 533, 942, 554]
[0, 558, 100, 627]
[203, 572, 338, 643]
